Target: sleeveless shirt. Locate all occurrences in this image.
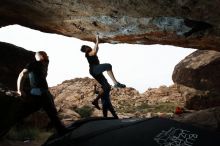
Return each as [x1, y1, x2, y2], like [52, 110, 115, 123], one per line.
[85, 53, 100, 67]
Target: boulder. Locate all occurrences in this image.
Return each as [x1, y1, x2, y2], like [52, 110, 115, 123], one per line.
[175, 106, 220, 133]
[172, 50, 220, 109]
[42, 117, 220, 146]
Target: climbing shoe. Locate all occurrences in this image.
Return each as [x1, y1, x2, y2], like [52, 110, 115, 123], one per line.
[114, 82, 126, 88]
[92, 100, 101, 110]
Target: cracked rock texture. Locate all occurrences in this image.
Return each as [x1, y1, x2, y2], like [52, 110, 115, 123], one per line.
[1, 0, 220, 50]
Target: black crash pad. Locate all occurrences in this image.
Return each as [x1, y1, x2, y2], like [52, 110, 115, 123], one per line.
[43, 117, 220, 146]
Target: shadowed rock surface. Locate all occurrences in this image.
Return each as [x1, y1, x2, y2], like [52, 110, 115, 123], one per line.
[175, 106, 220, 132]
[0, 42, 35, 90]
[0, 0, 219, 50]
[172, 50, 220, 109]
[42, 117, 220, 146]
[0, 87, 42, 137]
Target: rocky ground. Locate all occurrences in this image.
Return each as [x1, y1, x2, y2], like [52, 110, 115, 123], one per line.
[50, 77, 185, 125]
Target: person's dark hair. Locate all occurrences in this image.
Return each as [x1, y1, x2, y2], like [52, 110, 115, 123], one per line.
[38, 51, 49, 62]
[81, 45, 91, 53]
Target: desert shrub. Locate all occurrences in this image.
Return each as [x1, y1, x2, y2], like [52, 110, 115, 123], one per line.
[75, 105, 93, 118]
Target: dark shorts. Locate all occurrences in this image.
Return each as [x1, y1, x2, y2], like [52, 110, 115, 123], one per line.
[92, 74, 111, 92]
[90, 63, 112, 76]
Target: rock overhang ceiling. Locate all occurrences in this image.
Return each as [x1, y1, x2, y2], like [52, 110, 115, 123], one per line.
[0, 0, 220, 51]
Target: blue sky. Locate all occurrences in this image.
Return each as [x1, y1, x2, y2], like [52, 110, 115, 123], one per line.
[0, 25, 195, 93]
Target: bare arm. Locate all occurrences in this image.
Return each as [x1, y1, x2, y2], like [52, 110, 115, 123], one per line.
[89, 35, 99, 56]
[17, 69, 28, 96]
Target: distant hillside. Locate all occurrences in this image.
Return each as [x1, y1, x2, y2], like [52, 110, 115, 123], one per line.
[50, 77, 184, 125]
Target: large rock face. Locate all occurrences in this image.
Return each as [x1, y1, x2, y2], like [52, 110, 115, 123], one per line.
[0, 0, 220, 51]
[173, 50, 220, 91]
[172, 50, 220, 109]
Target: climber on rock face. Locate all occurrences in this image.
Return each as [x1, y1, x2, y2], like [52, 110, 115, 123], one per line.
[81, 34, 126, 118]
[81, 34, 126, 88]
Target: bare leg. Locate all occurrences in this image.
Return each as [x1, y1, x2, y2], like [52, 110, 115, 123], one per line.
[107, 70, 117, 84]
[94, 63, 125, 87]
[107, 70, 126, 88]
